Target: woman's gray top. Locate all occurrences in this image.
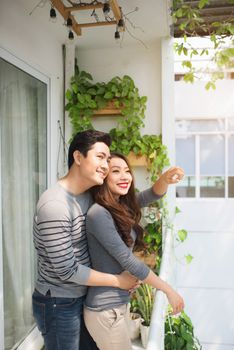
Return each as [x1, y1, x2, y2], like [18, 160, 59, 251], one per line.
[85, 187, 163, 311]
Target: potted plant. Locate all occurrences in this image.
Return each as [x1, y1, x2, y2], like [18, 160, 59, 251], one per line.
[131, 284, 155, 348]
[126, 303, 142, 341]
[165, 310, 202, 350]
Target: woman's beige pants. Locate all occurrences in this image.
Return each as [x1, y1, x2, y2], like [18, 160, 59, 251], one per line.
[84, 304, 132, 350]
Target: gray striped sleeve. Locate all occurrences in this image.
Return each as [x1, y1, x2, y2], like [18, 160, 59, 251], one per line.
[34, 200, 91, 285]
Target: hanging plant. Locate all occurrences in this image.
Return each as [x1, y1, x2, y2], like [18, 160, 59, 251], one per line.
[65, 63, 169, 180]
[172, 0, 234, 88]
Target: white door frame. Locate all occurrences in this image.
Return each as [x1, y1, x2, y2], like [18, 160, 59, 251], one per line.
[0, 47, 50, 350]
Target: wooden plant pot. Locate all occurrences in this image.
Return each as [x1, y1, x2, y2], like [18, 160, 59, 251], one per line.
[127, 152, 149, 167]
[93, 100, 122, 116]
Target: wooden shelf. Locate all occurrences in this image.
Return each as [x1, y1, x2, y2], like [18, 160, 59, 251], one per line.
[93, 100, 122, 116]
[93, 108, 121, 116]
[127, 152, 149, 167]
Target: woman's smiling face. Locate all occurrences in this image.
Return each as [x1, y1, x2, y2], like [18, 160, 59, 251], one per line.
[106, 156, 133, 198]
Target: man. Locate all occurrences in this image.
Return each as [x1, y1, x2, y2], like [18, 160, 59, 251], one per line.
[32, 130, 136, 350]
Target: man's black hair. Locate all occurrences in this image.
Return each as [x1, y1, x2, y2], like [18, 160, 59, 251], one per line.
[68, 129, 111, 169]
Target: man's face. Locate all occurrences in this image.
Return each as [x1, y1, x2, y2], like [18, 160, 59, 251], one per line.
[78, 142, 110, 186]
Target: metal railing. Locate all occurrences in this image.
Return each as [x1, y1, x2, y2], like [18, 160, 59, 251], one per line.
[146, 225, 176, 350]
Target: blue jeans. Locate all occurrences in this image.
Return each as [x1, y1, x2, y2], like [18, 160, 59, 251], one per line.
[32, 289, 98, 350]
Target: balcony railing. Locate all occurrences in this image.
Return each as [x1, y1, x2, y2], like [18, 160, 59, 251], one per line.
[133, 224, 176, 350]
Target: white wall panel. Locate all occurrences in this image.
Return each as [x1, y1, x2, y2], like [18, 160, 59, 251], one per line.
[175, 232, 234, 288]
[179, 288, 234, 347]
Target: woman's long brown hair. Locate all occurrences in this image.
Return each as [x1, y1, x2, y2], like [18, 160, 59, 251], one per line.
[91, 152, 144, 249]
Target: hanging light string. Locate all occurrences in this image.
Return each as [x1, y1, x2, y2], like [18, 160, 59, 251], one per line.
[29, 0, 48, 16]
[67, 0, 103, 7]
[30, 1, 147, 47]
[57, 120, 68, 179]
[91, 9, 99, 22]
[124, 25, 148, 49]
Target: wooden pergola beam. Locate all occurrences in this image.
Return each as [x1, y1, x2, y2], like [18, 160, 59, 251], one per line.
[51, 0, 123, 37]
[51, 0, 82, 35]
[64, 4, 104, 13]
[79, 21, 117, 28]
[109, 0, 122, 22]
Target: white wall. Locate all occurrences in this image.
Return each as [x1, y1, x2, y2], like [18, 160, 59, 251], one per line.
[76, 43, 162, 134]
[174, 79, 234, 350]
[0, 0, 65, 184]
[175, 80, 234, 119]
[75, 42, 162, 190]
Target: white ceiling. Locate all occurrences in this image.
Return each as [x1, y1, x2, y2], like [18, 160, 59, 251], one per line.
[25, 0, 171, 49]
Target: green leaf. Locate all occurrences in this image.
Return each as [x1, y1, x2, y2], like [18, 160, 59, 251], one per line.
[205, 81, 216, 90]
[87, 88, 97, 95]
[141, 96, 147, 104]
[185, 254, 193, 264]
[182, 60, 192, 69]
[65, 89, 72, 101]
[96, 86, 105, 95]
[104, 91, 114, 99]
[177, 336, 185, 348]
[228, 24, 234, 35]
[184, 72, 194, 83]
[177, 229, 188, 242]
[65, 102, 72, 111]
[175, 206, 181, 214]
[176, 8, 184, 17]
[222, 48, 234, 58]
[80, 70, 93, 81]
[77, 94, 85, 104]
[198, 0, 209, 9]
[183, 47, 188, 55]
[182, 311, 193, 328]
[180, 325, 194, 344]
[71, 83, 78, 94]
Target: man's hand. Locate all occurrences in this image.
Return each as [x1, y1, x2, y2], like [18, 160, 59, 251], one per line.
[116, 271, 139, 290]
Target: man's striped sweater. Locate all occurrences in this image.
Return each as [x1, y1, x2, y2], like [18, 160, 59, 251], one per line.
[33, 183, 92, 297]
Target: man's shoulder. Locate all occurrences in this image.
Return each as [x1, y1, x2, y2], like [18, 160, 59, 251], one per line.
[36, 183, 71, 212]
[37, 184, 93, 215]
[38, 183, 63, 203]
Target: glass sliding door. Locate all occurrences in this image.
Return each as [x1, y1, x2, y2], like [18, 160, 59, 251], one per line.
[0, 57, 47, 349]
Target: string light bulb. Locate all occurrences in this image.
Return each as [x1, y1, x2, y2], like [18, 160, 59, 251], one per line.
[103, 2, 110, 16]
[50, 6, 56, 22]
[66, 17, 72, 27]
[118, 18, 125, 32]
[68, 30, 74, 40]
[114, 30, 120, 41]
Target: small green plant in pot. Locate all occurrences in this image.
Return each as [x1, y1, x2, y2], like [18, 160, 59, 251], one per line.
[131, 284, 155, 348]
[126, 303, 142, 341]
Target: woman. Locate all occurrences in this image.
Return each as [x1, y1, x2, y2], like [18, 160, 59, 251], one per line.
[84, 152, 184, 350]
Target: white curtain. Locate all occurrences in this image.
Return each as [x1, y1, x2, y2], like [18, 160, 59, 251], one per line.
[0, 58, 47, 349]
